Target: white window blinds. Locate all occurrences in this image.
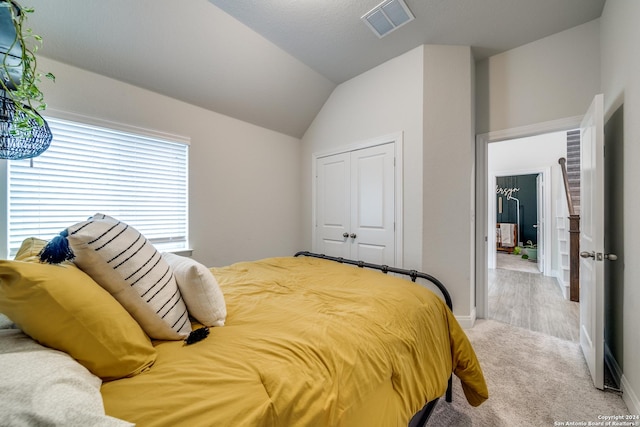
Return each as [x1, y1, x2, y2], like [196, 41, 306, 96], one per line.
[6, 116, 188, 257]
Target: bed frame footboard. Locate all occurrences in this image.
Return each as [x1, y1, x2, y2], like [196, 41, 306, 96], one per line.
[293, 251, 454, 425]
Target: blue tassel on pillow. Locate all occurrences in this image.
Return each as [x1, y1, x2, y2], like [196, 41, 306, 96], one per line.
[184, 327, 209, 345]
[39, 230, 75, 264]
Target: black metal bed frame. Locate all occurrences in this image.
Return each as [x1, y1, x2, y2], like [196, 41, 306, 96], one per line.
[293, 251, 453, 426]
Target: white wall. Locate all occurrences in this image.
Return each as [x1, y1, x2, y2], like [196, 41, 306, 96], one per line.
[488, 131, 567, 276]
[422, 46, 476, 323]
[37, 57, 302, 268]
[476, 19, 601, 134]
[301, 45, 425, 270]
[600, 0, 640, 415]
[302, 45, 477, 323]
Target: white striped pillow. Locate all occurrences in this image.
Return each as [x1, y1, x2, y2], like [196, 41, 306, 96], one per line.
[63, 214, 191, 340]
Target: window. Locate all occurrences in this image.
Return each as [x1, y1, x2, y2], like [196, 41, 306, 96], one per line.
[2, 115, 189, 258]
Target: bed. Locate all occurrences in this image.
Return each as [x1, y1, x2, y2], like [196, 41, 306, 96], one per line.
[0, 219, 488, 427]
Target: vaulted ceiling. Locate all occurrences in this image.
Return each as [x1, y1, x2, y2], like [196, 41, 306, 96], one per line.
[27, 0, 605, 138]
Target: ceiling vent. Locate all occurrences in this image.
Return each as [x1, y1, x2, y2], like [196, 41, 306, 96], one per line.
[361, 0, 415, 38]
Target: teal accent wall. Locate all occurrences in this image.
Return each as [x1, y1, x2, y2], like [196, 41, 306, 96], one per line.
[496, 174, 538, 245]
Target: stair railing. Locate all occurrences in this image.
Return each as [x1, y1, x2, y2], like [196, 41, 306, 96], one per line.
[558, 157, 580, 302]
[558, 158, 575, 216]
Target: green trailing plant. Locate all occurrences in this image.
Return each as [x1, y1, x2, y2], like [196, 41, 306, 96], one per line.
[1, 0, 54, 134]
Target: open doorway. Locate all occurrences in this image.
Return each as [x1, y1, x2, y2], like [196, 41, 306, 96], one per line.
[476, 120, 581, 341]
[487, 133, 562, 279]
[475, 116, 583, 319]
[494, 173, 542, 274]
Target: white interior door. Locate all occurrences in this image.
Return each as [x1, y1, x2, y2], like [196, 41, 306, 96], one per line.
[315, 152, 351, 259]
[350, 143, 395, 265]
[536, 174, 544, 273]
[579, 93, 605, 390]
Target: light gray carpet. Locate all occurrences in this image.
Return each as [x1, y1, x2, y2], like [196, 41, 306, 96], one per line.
[428, 320, 629, 426]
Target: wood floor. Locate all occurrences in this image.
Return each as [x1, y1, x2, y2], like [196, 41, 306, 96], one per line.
[488, 253, 580, 342]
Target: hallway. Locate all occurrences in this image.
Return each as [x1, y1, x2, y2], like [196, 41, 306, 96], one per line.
[488, 253, 579, 342]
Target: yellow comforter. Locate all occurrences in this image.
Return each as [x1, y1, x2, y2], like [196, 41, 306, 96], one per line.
[101, 256, 487, 426]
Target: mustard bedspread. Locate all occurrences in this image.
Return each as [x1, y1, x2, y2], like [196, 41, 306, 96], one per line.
[101, 256, 487, 426]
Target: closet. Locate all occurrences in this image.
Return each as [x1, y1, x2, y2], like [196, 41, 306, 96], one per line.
[314, 142, 396, 266]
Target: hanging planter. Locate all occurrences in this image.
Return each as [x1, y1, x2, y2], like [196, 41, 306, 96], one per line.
[0, 94, 52, 159]
[1, 0, 54, 160]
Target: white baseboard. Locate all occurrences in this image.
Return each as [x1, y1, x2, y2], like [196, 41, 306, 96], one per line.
[605, 343, 640, 415]
[551, 269, 570, 300]
[456, 307, 477, 329]
[621, 374, 640, 415]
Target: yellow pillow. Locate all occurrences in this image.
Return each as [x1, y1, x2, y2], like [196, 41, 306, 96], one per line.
[13, 237, 48, 262]
[0, 260, 157, 381]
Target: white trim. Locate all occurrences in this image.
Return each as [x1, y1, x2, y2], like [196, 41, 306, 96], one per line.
[0, 160, 7, 260]
[44, 108, 191, 145]
[622, 374, 640, 415]
[475, 136, 488, 318]
[551, 269, 570, 299]
[311, 132, 404, 268]
[476, 116, 583, 318]
[312, 132, 403, 159]
[605, 344, 640, 414]
[479, 115, 583, 143]
[455, 308, 477, 329]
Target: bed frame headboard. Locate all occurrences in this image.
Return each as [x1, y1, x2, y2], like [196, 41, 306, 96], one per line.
[294, 251, 452, 310]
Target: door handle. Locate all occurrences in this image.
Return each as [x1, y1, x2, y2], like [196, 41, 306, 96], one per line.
[350, 233, 357, 239]
[343, 232, 349, 238]
[580, 251, 618, 261]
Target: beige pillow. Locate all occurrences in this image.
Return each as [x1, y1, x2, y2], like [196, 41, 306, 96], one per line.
[43, 213, 191, 340]
[0, 260, 156, 381]
[162, 252, 226, 327]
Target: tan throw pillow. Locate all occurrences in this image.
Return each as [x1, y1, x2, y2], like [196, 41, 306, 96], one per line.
[41, 213, 191, 340]
[0, 260, 156, 381]
[162, 252, 227, 327]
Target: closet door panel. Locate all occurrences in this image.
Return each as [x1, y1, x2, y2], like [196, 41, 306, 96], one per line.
[350, 143, 395, 266]
[315, 153, 351, 259]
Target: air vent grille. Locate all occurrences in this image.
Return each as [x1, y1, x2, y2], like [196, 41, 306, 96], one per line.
[361, 0, 415, 38]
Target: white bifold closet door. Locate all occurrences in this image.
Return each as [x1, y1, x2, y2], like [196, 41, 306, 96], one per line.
[314, 143, 395, 266]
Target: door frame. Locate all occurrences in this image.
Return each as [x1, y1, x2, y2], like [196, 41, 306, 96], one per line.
[311, 132, 404, 267]
[475, 116, 582, 318]
[488, 167, 551, 275]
